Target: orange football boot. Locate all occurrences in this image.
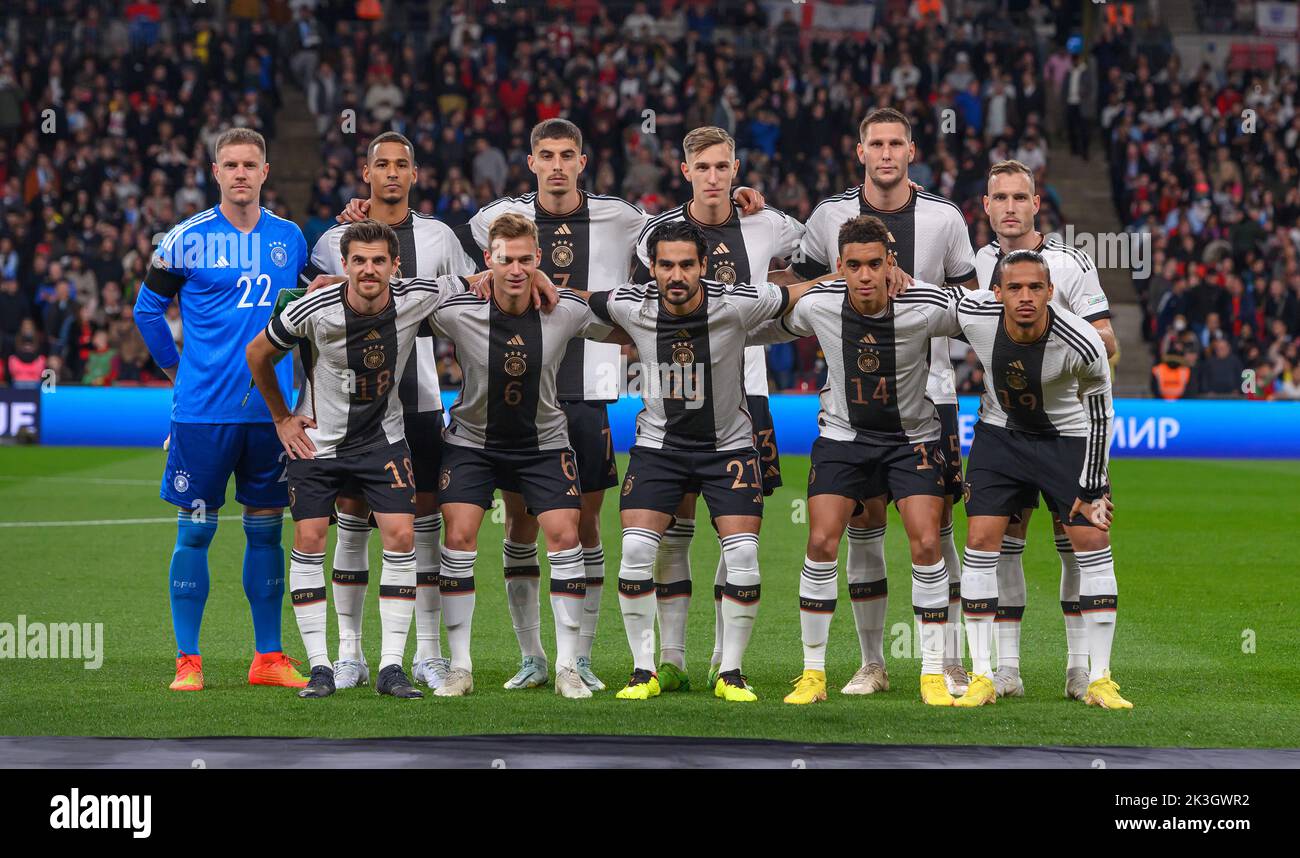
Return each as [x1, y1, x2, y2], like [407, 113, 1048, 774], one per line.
[248, 651, 308, 687]
[169, 654, 204, 691]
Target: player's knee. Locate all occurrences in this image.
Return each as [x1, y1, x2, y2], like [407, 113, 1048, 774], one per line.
[175, 518, 217, 550]
[443, 525, 477, 552]
[543, 524, 579, 552]
[720, 533, 759, 578]
[384, 524, 414, 554]
[909, 532, 942, 565]
[805, 530, 840, 563]
[619, 529, 660, 577]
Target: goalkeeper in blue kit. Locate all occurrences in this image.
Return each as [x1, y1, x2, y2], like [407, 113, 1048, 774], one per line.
[134, 128, 311, 691]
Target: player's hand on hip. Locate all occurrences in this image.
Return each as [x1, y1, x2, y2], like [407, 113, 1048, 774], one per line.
[307, 274, 345, 293]
[276, 415, 317, 460]
[886, 263, 913, 297]
[336, 197, 371, 224]
[529, 268, 559, 312]
[732, 186, 765, 215]
[1070, 496, 1113, 531]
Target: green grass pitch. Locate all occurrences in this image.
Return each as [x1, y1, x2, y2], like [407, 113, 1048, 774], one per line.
[0, 446, 1296, 748]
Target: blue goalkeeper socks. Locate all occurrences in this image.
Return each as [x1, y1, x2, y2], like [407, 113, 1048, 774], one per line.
[242, 513, 286, 654]
[170, 510, 217, 656]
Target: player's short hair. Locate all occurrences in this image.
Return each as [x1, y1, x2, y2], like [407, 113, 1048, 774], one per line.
[988, 159, 1036, 193]
[530, 118, 583, 153]
[858, 107, 912, 142]
[340, 219, 399, 262]
[646, 220, 708, 263]
[212, 127, 266, 161]
[837, 215, 893, 256]
[487, 212, 539, 248]
[998, 248, 1052, 283]
[682, 126, 735, 161]
[368, 131, 415, 163]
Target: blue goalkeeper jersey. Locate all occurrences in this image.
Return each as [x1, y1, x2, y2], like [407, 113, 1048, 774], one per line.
[137, 205, 307, 424]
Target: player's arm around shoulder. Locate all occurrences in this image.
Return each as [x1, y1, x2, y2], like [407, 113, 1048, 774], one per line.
[249, 298, 317, 460]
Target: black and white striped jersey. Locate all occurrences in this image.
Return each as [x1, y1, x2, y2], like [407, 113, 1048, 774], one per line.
[468, 191, 647, 402]
[956, 290, 1113, 493]
[266, 275, 468, 459]
[974, 235, 1111, 321]
[751, 280, 963, 444]
[588, 280, 790, 452]
[430, 290, 612, 452]
[632, 203, 805, 397]
[302, 212, 476, 413]
[794, 186, 977, 405]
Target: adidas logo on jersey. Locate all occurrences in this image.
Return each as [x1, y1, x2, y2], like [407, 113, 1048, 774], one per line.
[860, 334, 877, 344]
[1010, 360, 1025, 370]
[554, 223, 572, 235]
[566, 485, 580, 496]
[364, 329, 382, 341]
[714, 242, 730, 254]
[674, 329, 690, 339]
[507, 334, 526, 346]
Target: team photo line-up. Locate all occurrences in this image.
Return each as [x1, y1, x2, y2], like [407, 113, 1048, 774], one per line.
[138, 107, 1128, 709]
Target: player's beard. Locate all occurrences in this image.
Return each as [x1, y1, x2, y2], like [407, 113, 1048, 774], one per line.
[663, 279, 695, 306]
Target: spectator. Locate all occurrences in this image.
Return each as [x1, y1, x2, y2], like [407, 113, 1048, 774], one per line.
[1151, 352, 1193, 399]
[1197, 337, 1245, 396]
[81, 329, 116, 386]
[7, 319, 45, 386]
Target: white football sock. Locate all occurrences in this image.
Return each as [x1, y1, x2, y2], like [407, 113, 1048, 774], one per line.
[413, 513, 442, 662]
[710, 547, 727, 666]
[439, 547, 477, 672]
[290, 549, 329, 669]
[995, 536, 1026, 672]
[618, 527, 660, 672]
[331, 511, 370, 661]
[547, 546, 586, 671]
[799, 556, 838, 671]
[961, 547, 999, 677]
[941, 523, 963, 667]
[846, 525, 887, 666]
[911, 558, 949, 676]
[378, 550, 416, 670]
[1057, 534, 1089, 670]
[1076, 546, 1118, 681]
[503, 540, 545, 660]
[655, 518, 694, 669]
[578, 544, 604, 660]
[719, 532, 760, 674]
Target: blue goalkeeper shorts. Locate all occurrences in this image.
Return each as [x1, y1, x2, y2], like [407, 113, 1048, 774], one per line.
[161, 421, 289, 512]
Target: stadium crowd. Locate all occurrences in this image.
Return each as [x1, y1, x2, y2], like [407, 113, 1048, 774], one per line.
[2, 0, 1297, 400]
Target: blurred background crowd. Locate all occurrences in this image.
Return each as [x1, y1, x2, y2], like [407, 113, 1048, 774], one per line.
[0, 0, 1296, 399]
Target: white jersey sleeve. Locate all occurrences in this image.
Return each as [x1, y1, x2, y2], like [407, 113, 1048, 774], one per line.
[1074, 325, 1114, 496]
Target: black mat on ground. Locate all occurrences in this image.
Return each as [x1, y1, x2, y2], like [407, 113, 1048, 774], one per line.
[4, 735, 1298, 768]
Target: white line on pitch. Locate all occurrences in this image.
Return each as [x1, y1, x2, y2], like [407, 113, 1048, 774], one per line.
[0, 475, 157, 486]
[0, 517, 178, 528]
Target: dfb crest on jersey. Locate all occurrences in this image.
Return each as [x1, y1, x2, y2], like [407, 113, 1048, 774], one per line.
[857, 350, 880, 373]
[363, 346, 385, 369]
[671, 340, 695, 365]
[270, 241, 288, 268]
[551, 241, 574, 268]
[1007, 371, 1028, 390]
[715, 264, 736, 285]
[504, 351, 528, 376]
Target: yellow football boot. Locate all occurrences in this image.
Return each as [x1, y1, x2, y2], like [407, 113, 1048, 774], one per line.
[953, 673, 997, 707]
[615, 668, 661, 700]
[1084, 671, 1134, 710]
[715, 669, 758, 702]
[919, 673, 955, 706]
[783, 669, 827, 704]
